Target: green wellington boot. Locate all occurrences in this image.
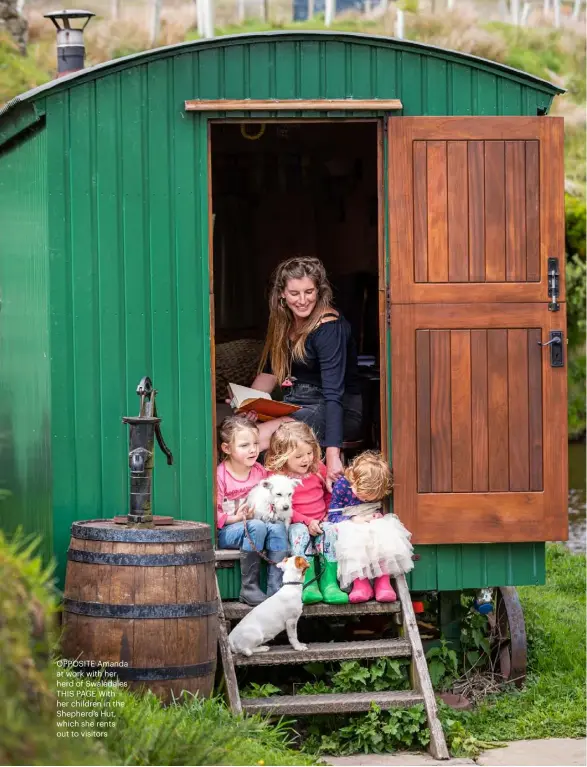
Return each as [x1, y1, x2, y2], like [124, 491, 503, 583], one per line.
[302, 557, 323, 605]
[319, 557, 349, 604]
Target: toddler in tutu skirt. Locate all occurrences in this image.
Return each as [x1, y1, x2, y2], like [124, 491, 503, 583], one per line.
[327, 451, 414, 603]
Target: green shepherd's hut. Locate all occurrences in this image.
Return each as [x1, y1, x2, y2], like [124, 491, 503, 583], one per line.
[0, 31, 568, 714]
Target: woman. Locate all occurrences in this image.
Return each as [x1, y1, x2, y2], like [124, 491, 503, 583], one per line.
[246, 256, 362, 490]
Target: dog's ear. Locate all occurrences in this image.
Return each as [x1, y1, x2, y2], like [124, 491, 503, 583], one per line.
[261, 479, 272, 489]
[294, 556, 309, 573]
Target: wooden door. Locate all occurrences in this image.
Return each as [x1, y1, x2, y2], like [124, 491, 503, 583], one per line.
[389, 117, 568, 545]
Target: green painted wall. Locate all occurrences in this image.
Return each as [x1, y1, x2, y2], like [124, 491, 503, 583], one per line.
[0, 33, 560, 591]
[0, 126, 52, 562]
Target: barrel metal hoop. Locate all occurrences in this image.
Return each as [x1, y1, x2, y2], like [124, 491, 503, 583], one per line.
[73, 661, 216, 682]
[71, 520, 211, 543]
[63, 598, 218, 619]
[67, 549, 214, 567]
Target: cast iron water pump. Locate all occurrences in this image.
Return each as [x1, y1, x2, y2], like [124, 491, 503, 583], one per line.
[122, 377, 173, 525]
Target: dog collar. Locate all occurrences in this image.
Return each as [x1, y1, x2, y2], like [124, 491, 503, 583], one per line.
[282, 580, 304, 586]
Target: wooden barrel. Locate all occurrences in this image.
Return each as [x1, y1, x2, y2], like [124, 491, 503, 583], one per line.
[61, 519, 217, 702]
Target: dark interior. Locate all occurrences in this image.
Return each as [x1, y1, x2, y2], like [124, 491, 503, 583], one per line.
[211, 121, 381, 448]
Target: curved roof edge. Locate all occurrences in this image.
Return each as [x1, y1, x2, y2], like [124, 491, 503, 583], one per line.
[0, 30, 564, 120]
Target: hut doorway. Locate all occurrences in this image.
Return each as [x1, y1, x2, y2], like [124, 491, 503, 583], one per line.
[210, 120, 384, 453]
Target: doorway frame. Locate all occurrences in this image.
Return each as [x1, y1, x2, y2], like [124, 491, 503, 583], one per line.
[206, 116, 391, 536]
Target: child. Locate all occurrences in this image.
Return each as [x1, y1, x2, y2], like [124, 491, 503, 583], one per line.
[217, 416, 288, 606]
[328, 451, 414, 603]
[265, 422, 348, 606]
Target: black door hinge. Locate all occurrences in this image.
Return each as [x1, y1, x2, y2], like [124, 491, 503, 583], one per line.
[547, 257, 560, 312]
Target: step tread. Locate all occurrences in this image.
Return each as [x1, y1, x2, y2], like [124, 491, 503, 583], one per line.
[242, 689, 424, 715]
[223, 600, 401, 620]
[234, 638, 412, 666]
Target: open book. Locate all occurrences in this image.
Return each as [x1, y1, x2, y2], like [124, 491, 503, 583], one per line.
[227, 383, 301, 422]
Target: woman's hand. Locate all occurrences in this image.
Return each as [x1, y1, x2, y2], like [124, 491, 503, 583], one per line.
[308, 519, 323, 536]
[241, 504, 255, 520]
[224, 399, 259, 422]
[325, 447, 344, 492]
[351, 516, 366, 524]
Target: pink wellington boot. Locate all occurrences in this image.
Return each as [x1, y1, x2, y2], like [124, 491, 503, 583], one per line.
[374, 574, 397, 602]
[349, 578, 374, 603]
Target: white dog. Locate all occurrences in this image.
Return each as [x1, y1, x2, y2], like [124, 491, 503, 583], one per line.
[246, 475, 300, 532]
[228, 556, 309, 656]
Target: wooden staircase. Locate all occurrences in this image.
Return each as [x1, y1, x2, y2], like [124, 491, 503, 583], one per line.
[215, 555, 449, 760]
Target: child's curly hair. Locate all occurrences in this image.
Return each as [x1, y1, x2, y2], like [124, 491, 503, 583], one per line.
[344, 451, 393, 501]
[265, 422, 321, 474]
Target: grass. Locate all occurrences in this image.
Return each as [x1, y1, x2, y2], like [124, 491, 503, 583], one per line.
[0, 529, 315, 766]
[447, 544, 586, 743]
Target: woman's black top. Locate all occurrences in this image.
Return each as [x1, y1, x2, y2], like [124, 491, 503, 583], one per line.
[264, 314, 360, 447]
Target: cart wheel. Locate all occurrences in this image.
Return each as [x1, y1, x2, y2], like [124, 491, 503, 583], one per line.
[487, 586, 527, 687]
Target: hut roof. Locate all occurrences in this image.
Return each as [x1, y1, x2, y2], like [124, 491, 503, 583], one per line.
[0, 30, 564, 123]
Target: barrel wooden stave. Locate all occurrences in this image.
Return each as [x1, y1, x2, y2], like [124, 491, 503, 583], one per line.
[62, 521, 217, 702]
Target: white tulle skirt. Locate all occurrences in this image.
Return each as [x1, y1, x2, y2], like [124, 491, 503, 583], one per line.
[335, 514, 414, 589]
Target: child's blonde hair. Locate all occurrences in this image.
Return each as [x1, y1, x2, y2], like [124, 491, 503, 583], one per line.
[265, 422, 321, 474]
[219, 415, 259, 459]
[345, 451, 393, 501]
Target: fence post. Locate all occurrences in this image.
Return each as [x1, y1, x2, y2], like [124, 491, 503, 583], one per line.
[325, 0, 335, 26]
[150, 0, 163, 45]
[572, 0, 582, 18]
[553, 0, 560, 25]
[510, 0, 520, 24]
[203, 0, 215, 37]
[395, 7, 404, 37]
[520, 1, 530, 23]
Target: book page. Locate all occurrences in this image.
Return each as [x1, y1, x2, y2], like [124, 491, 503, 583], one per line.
[228, 382, 272, 407]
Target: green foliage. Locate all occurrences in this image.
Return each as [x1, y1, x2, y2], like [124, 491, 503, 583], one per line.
[456, 545, 586, 743]
[295, 657, 411, 696]
[567, 254, 586, 351]
[566, 195, 587, 264]
[459, 605, 491, 672]
[0, 529, 107, 765]
[0, 34, 50, 106]
[103, 690, 314, 766]
[304, 703, 430, 755]
[241, 682, 282, 698]
[425, 639, 459, 690]
[438, 706, 506, 758]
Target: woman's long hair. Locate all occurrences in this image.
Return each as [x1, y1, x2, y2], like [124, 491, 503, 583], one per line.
[258, 257, 334, 384]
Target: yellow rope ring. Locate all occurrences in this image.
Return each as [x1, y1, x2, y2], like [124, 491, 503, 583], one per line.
[240, 123, 266, 141]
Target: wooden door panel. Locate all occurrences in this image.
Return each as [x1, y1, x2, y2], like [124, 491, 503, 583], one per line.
[389, 117, 564, 303]
[391, 303, 567, 544]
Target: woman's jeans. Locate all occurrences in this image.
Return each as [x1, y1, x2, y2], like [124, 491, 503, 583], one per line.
[284, 382, 362, 445]
[218, 519, 287, 552]
[289, 521, 338, 563]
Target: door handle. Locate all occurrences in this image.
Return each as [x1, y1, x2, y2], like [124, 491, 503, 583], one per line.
[537, 331, 564, 367]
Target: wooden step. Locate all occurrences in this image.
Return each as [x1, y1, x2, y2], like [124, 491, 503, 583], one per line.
[234, 638, 411, 666]
[243, 689, 424, 715]
[223, 599, 401, 621]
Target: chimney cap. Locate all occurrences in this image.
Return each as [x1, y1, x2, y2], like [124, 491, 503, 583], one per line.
[44, 9, 95, 30]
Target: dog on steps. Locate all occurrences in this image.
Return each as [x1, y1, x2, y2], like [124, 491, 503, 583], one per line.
[228, 556, 309, 657]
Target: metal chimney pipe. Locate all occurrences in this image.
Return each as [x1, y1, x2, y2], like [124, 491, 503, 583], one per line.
[44, 9, 95, 77]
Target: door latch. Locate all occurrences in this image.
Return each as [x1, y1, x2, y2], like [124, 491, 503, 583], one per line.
[547, 257, 560, 312]
[537, 331, 564, 367]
